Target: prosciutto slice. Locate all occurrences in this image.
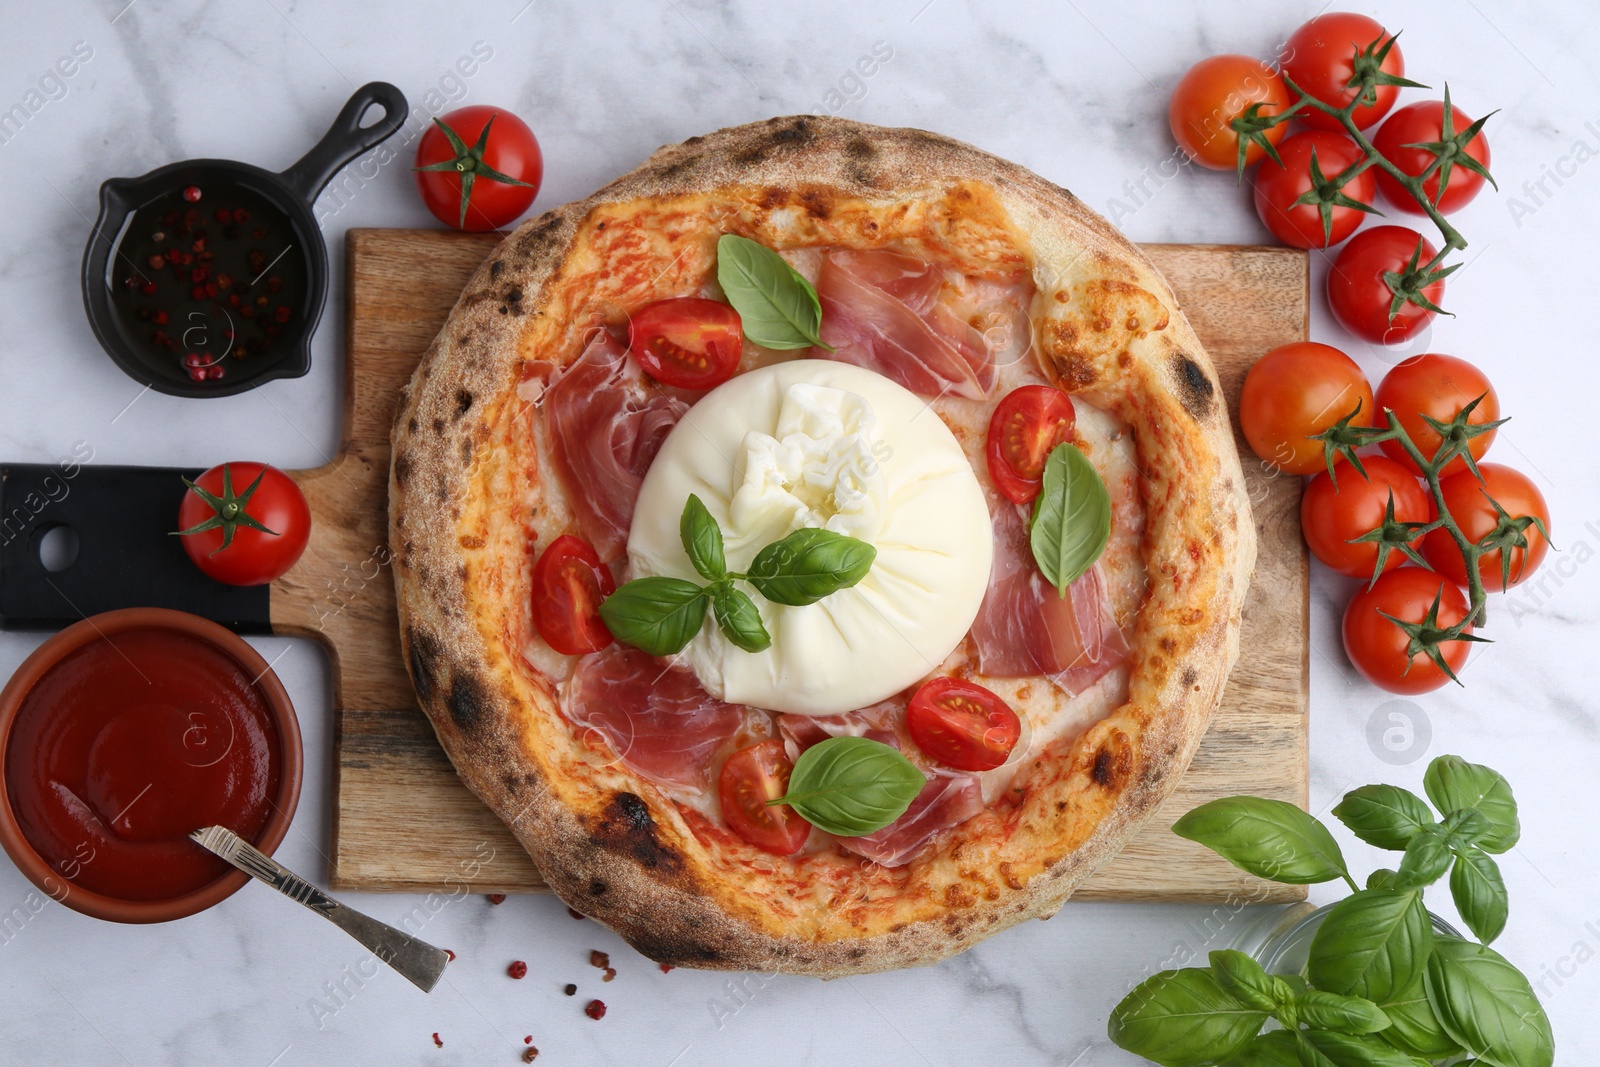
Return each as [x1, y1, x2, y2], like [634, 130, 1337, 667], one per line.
[970, 502, 1130, 692]
[777, 702, 900, 763]
[815, 249, 1000, 401]
[542, 332, 687, 561]
[834, 775, 985, 868]
[565, 645, 746, 792]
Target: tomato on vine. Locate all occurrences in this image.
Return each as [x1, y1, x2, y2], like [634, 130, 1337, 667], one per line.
[1327, 226, 1448, 345]
[1239, 342, 1375, 475]
[1343, 567, 1476, 694]
[1373, 93, 1494, 215]
[1301, 456, 1432, 579]
[1374, 354, 1500, 477]
[1422, 464, 1550, 592]
[1283, 13, 1411, 131]
[415, 106, 542, 231]
[176, 462, 310, 586]
[1252, 130, 1376, 248]
[1169, 55, 1290, 171]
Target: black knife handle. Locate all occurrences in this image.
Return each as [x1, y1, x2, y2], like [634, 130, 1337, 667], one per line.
[0, 464, 272, 633]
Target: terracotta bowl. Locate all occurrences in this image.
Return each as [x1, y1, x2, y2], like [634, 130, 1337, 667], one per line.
[0, 608, 302, 923]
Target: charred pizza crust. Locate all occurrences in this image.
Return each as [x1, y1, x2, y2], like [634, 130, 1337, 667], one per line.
[390, 116, 1256, 976]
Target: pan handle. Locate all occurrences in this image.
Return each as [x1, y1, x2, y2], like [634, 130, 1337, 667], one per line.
[279, 81, 410, 205]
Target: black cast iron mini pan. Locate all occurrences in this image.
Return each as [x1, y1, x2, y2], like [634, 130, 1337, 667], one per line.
[81, 82, 408, 398]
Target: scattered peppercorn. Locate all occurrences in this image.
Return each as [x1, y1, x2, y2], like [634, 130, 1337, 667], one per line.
[584, 999, 607, 1020]
[562, 983, 576, 996]
[445, 949, 456, 962]
[659, 963, 674, 974]
[508, 960, 528, 980]
[523, 1036, 534, 1045]
[522, 1048, 540, 1063]
[487, 893, 506, 905]
[566, 907, 585, 920]
[182, 185, 202, 202]
[431, 1032, 443, 1048]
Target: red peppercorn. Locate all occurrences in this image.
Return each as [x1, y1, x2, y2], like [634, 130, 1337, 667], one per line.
[507, 960, 528, 980]
[217, 273, 233, 290]
[567, 908, 586, 920]
[562, 983, 576, 996]
[584, 999, 607, 1020]
[152, 310, 169, 325]
[524, 1036, 533, 1045]
[487, 893, 506, 905]
[522, 1048, 539, 1063]
[431, 1032, 443, 1048]
[444, 948, 456, 962]
[147, 254, 166, 270]
[659, 963, 674, 973]
[182, 185, 202, 202]
[234, 208, 251, 223]
[207, 364, 225, 381]
[215, 208, 233, 224]
[273, 305, 291, 323]
[140, 281, 157, 295]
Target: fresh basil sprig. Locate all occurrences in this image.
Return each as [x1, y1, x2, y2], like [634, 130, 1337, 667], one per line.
[599, 495, 874, 657]
[1029, 442, 1111, 597]
[767, 736, 923, 837]
[715, 234, 833, 351]
[1110, 756, 1553, 1067]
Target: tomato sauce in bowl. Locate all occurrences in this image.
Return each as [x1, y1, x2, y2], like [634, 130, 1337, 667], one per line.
[0, 609, 301, 922]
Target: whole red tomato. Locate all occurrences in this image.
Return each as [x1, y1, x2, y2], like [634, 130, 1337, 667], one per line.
[1374, 354, 1499, 477]
[1283, 12, 1405, 131]
[1422, 464, 1551, 592]
[1343, 567, 1473, 694]
[1373, 99, 1493, 215]
[1252, 130, 1375, 248]
[415, 105, 542, 231]
[1238, 341, 1375, 475]
[1169, 55, 1290, 170]
[1328, 226, 1443, 345]
[1302, 456, 1432, 579]
[177, 462, 310, 586]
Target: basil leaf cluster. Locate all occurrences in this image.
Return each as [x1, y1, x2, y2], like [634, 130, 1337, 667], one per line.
[1110, 755, 1553, 1067]
[599, 495, 875, 657]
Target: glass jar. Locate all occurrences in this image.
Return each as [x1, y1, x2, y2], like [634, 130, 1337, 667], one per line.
[1233, 901, 1463, 975]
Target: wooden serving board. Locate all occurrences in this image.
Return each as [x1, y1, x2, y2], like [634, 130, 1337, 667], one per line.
[277, 229, 1308, 903]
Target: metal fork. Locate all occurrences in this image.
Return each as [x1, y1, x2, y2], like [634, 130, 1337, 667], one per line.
[190, 825, 451, 992]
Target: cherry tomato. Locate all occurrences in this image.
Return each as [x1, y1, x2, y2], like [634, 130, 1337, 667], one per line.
[718, 740, 809, 856]
[1373, 100, 1492, 215]
[531, 535, 616, 655]
[1301, 456, 1432, 579]
[1252, 131, 1375, 248]
[415, 105, 542, 232]
[985, 385, 1076, 504]
[1343, 567, 1473, 694]
[1328, 226, 1443, 345]
[1238, 342, 1375, 475]
[177, 462, 310, 586]
[1422, 464, 1550, 592]
[1283, 13, 1405, 132]
[907, 678, 1021, 772]
[1169, 55, 1291, 171]
[627, 297, 744, 391]
[1375, 354, 1499, 477]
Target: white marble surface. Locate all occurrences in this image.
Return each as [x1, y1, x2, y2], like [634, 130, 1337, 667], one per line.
[2, 0, 1598, 1063]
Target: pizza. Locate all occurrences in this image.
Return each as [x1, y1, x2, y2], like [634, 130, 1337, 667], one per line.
[389, 115, 1256, 976]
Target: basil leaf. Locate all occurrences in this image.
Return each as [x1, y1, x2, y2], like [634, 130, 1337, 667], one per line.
[1307, 889, 1433, 1003]
[1209, 950, 1280, 1012]
[1365, 868, 1400, 891]
[598, 577, 709, 657]
[711, 584, 771, 654]
[715, 234, 830, 350]
[680, 494, 726, 581]
[746, 527, 876, 606]
[1450, 846, 1508, 945]
[1391, 829, 1453, 890]
[1220, 1030, 1300, 1067]
[1425, 936, 1553, 1067]
[1172, 797, 1350, 885]
[1029, 443, 1111, 596]
[770, 736, 922, 837]
[1424, 756, 1520, 853]
[1295, 990, 1390, 1035]
[1107, 968, 1267, 1067]
[1442, 807, 1493, 850]
[1376, 980, 1463, 1059]
[1332, 785, 1437, 851]
[1298, 1030, 1421, 1067]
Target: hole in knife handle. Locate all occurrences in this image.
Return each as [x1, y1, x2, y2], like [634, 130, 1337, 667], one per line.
[32, 523, 78, 572]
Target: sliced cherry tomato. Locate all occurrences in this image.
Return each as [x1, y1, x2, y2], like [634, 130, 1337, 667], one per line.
[531, 535, 616, 655]
[718, 740, 809, 856]
[1373, 100, 1492, 215]
[1301, 456, 1432, 579]
[1328, 226, 1443, 345]
[1169, 55, 1290, 171]
[1422, 464, 1550, 592]
[1252, 130, 1375, 248]
[1343, 567, 1473, 695]
[176, 461, 310, 586]
[627, 297, 744, 391]
[1375, 354, 1499, 477]
[907, 677, 1021, 772]
[1284, 13, 1405, 132]
[985, 385, 1076, 504]
[1238, 342, 1375, 475]
[414, 105, 542, 232]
